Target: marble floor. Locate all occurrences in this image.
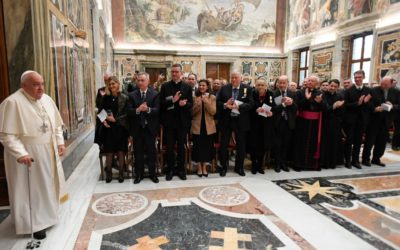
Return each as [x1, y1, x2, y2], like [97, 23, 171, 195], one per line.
[0, 146, 400, 250]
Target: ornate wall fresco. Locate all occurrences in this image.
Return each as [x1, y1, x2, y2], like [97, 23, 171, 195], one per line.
[114, 55, 286, 84]
[48, 0, 95, 141]
[123, 0, 277, 47]
[374, 31, 400, 84]
[50, 13, 71, 132]
[312, 49, 334, 81]
[287, 0, 400, 40]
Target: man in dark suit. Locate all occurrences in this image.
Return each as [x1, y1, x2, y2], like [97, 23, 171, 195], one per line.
[272, 75, 297, 172]
[187, 73, 198, 97]
[217, 71, 254, 176]
[362, 77, 399, 167]
[343, 70, 371, 169]
[159, 64, 193, 181]
[127, 72, 160, 184]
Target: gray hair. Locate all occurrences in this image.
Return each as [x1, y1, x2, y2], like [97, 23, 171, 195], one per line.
[231, 71, 242, 77]
[309, 74, 320, 83]
[136, 72, 150, 80]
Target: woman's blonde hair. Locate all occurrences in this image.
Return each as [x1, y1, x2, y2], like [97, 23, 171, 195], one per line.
[105, 76, 122, 95]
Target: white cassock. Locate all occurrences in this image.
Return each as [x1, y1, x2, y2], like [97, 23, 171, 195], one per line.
[0, 88, 68, 235]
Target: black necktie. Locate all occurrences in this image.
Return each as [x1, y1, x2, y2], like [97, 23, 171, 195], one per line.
[140, 92, 146, 128]
[233, 88, 239, 100]
[141, 91, 146, 102]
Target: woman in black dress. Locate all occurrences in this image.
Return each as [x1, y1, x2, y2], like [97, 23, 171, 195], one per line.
[191, 79, 217, 177]
[249, 77, 275, 174]
[99, 76, 129, 183]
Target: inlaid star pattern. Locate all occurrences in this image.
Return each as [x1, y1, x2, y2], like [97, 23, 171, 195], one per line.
[288, 180, 345, 201]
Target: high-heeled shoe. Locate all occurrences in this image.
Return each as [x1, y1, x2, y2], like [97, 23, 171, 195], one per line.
[105, 168, 112, 183]
[197, 172, 203, 177]
[203, 172, 208, 177]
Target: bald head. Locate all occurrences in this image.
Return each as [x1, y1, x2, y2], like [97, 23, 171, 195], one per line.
[381, 76, 393, 90]
[20, 70, 45, 100]
[277, 75, 289, 91]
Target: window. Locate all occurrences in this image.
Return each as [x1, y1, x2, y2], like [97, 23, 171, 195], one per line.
[298, 48, 310, 85]
[350, 33, 373, 83]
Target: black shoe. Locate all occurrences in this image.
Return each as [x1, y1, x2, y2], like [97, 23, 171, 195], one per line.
[150, 175, 159, 183]
[33, 229, 46, 240]
[118, 172, 124, 183]
[344, 162, 352, 169]
[257, 169, 265, 174]
[166, 172, 173, 181]
[251, 169, 257, 175]
[133, 176, 142, 184]
[105, 169, 112, 183]
[203, 173, 208, 177]
[361, 160, 371, 167]
[372, 159, 386, 167]
[219, 167, 227, 177]
[274, 166, 281, 173]
[178, 172, 187, 180]
[197, 172, 202, 177]
[281, 165, 289, 172]
[351, 162, 362, 169]
[236, 169, 245, 176]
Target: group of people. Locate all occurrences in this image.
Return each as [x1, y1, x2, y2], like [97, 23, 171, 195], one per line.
[0, 67, 397, 240]
[95, 65, 398, 184]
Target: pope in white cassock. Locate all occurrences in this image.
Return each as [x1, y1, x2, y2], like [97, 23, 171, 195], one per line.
[0, 70, 68, 240]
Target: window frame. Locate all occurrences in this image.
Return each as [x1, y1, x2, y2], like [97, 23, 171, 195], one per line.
[298, 47, 310, 85]
[349, 32, 373, 83]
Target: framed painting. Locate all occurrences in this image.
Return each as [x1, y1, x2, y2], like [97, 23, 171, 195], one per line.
[181, 61, 193, 73]
[255, 61, 268, 77]
[241, 61, 252, 76]
[381, 38, 400, 64]
[312, 51, 333, 76]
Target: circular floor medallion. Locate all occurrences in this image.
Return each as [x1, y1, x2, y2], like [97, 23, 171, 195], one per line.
[92, 193, 148, 216]
[199, 186, 250, 206]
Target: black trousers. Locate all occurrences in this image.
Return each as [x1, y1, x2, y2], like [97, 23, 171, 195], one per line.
[274, 119, 292, 167]
[133, 127, 157, 177]
[362, 121, 388, 161]
[344, 121, 365, 163]
[219, 119, 246, 171]
[164, 127, 187, 174]
[392, 119, 400, 148]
